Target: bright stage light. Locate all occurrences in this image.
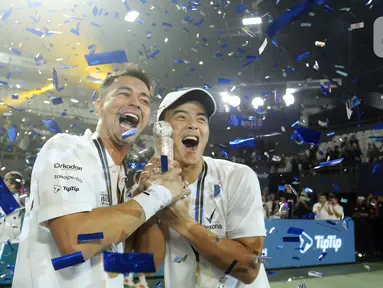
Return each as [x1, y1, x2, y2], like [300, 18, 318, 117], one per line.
[283, 94, 295, 107]
[242, 17, 262, 25]
[220, 92, 231, 103]
[229, 95, 241, 107]
[252, 97, 264, 109]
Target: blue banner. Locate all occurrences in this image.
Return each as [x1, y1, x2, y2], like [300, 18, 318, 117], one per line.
[263, 219, 355, 269]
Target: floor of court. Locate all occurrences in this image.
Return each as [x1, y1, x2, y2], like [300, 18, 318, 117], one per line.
[143, 261, 383, 288]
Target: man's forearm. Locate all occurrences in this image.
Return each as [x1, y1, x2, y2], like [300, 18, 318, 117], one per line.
[51, 199, 146, 260]
[176, 221, 261, 284]
[134, 218, 167, 272]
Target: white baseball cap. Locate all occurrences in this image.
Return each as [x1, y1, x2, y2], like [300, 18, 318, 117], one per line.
[156, 88, 217, 121]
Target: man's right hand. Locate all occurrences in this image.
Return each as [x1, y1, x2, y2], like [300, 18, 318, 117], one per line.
[152, 167, 190, 203]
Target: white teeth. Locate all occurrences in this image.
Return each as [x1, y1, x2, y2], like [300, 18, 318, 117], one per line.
[183, 136, 198, 141]
[124, 113, 138, 120]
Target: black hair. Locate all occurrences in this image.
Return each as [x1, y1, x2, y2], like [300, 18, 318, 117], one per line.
[100, 64, 151, 99]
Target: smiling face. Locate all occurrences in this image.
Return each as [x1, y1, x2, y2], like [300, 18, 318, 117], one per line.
[164, 101, 209, 167]
[95, 75, 151, 147]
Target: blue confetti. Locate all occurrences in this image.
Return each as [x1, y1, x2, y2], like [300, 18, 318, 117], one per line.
[246, 56, 259, 61]
[283, 237, 300, 243]
[0, 176, 21, 215]
[29, 15, 41, 23]
[296, 52, 311, 62]
[162, 22, 173, 27]
[91, 90, 97, 101]
[292, 257, 300, 260]
[287, 227, 304, 235]
[42, 119, 62, 133]
[28, 0, 42, 8]
[103, 251, 156, 274]
[52, 97, 63, 105]
[327, 132, 335, 136]
[266, 0, 323, 38]
[1, 6, 13, 21]
[70, 22, 80, 36]
[78, 232, 104, 243]
[51, 252, 85, 270]
[26, 27, 44, 37]
[53, 67, 64, 91]
[229, 137, 256, 149]
[8, 126, 17, 143]
[0, 81, 8, 86]
[373, 124, 383, 130]
[318, 252, 327, 261]
[85, 50, 128, 66]
[291, 125, 321, 146]
[276, 245, 284, 249]
[332, 184, 340, 191]
[314, 158, 344, 169]
[11, 48, 21, 56]
[221, 149, 229, 159]
[372, 164, 381, 174]
[12, 94, 19, 100]
[326, 220, 336, 226]
[121, 129, 136, 140]
[150, 49, 160, 59]
[217, 78, 231, 85]
[92, 6, 99, 16]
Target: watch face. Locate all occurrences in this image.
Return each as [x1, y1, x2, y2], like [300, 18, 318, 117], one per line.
[153, 121, 173, 137]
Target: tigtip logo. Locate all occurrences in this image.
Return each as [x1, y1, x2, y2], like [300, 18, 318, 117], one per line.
[374, 17, 383, 58]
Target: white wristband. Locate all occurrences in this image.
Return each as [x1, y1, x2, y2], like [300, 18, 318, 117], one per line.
[132, 184, 172, 220]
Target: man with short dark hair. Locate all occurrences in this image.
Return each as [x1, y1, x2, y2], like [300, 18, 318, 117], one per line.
[13, 64, 189, 288]
[137, 88, 269, 287]
[313, 193, 332, 220]
[328, 193, 344, 220]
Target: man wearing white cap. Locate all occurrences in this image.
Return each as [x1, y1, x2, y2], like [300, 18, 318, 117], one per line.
[137, 88, 270, 287]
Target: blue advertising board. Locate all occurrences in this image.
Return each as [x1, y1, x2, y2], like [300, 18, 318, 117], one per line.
[263, 219, 355, 269]
[0, 219, 355, 283]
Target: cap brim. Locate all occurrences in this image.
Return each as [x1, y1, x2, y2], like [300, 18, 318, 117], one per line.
[157, 88, 216, 121]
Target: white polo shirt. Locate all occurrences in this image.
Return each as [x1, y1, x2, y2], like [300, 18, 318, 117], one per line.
[328, 203, 344, 220]
[164, 157, 270, 288]
[13, 129, 127, 288]
[313, 202, 331, 220]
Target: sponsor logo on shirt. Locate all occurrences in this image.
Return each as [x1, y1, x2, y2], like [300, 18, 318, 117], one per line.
[53, 185, 62, 193]
[53, 185, 79, 193]
[204, 209, 222, 230]
[54, 163, 83, 171]
[100, 191, 110, 206]
[54, 174, 83, 183]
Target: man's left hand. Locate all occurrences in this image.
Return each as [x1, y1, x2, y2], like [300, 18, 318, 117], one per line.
[158, 196, 194, 233]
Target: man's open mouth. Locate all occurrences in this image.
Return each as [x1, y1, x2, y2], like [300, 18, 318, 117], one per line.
[119, 112, 140, 129]
[182, 135, 199, 149]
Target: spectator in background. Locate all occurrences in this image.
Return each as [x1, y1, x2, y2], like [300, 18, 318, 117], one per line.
[267, 193, 281, 219]
[349, 134, 359, 146]
[367, 196, 380, 256]
[294, 191, 312, 218]
[367, 143, 380, 163]
[328, 193, 344, 220]
[352, 196, 369, 255]
[313, 193, 332, 220]
[330, 145, 340, 160]
[349, 142, 362, 163]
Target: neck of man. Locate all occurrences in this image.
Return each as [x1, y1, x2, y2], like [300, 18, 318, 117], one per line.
[95, 130, 130, 165]
[180, 159, 203, 184]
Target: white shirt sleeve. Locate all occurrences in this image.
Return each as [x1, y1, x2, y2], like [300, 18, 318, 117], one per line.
[34, 134, 96, 227]
[225, 164, 266, 239]
[335, 204, 344, 220]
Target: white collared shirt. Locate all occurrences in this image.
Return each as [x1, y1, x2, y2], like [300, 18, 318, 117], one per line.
[164, 157, 270, 288]
[13, 130, 126, 288]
